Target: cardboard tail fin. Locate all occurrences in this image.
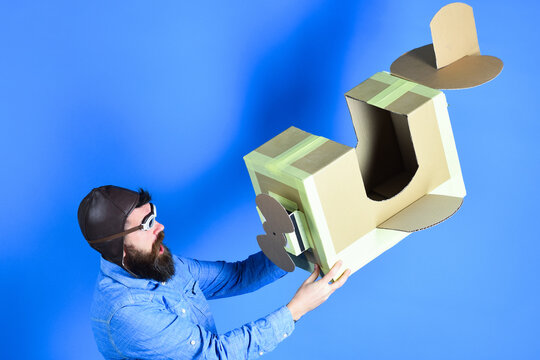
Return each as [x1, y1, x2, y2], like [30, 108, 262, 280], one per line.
[390, 2, 503, 89]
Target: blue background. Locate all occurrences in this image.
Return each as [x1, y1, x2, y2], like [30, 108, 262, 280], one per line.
[1, 0, 538, 359]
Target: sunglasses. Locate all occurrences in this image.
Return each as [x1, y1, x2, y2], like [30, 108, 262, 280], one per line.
[88, 203, 158, 244]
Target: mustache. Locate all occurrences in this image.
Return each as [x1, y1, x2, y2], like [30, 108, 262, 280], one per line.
[151, 231, 165, 255]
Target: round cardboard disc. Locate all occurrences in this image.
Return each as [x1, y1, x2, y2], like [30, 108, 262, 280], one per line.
[390, 44, 503, 90]
[256, 194, 294, 233]
[257, 234, 295, 272]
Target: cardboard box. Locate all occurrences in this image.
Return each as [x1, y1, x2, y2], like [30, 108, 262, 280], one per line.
[245, 72, 465, 278]
[245, 3, 501, 279]
[245, 126, 367, 274]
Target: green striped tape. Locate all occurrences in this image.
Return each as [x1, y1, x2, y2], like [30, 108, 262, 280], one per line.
[367, 78, 416, 108]
[267, 135, 327, 174]
[368, 72, 441, 107]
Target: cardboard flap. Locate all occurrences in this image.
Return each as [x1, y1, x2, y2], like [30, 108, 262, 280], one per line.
[430, 2, 480, 69]
[378, 194, 463, 232]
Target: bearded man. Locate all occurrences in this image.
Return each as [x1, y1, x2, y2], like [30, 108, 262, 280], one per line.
[78, 185, 350, 359]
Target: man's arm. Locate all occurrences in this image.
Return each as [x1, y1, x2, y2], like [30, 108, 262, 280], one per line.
[109, 261, 350, 359]
[179, 252, 286, 300]
[109, 303, 294, 360]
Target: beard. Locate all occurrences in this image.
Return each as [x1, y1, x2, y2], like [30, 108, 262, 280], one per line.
[123, 231, 176, 283]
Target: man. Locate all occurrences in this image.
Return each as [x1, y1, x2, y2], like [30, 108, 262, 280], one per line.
[79, 185, 350, 359]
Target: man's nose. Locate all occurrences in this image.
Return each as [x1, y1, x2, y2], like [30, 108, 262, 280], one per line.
[153, 221, 164, 234]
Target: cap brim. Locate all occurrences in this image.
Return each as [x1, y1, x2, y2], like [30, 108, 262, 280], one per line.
[390, 44, 503, 90]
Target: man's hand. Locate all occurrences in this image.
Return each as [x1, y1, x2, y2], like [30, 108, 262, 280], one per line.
[286, 261, 351, 321]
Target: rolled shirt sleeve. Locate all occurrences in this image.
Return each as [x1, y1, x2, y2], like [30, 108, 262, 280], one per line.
[181, 252, 287, 300]
[109, 303, 295, 359]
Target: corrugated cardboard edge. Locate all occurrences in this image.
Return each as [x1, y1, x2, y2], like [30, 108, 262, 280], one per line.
[377, 194, 463, 232]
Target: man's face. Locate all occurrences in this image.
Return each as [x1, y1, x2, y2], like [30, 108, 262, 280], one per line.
[122, 203, 175, 282]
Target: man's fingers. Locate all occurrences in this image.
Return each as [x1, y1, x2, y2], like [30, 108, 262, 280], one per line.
[330, 268, 351, 290]
[322, 260, 343, 283]
[304, 264, 320, 284]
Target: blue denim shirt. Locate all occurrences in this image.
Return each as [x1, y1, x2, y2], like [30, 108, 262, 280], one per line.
[90, 252, 295, 359]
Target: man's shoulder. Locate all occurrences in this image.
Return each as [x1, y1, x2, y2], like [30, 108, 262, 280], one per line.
[91, 256, 197, 320]
[172, 254, 205, 279]
[91, 272, 157, 321]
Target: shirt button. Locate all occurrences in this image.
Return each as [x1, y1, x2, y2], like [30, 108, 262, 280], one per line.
[190, 340, 196, 346]
[181, 308, 186, 314]
[259, 351, 263, 356]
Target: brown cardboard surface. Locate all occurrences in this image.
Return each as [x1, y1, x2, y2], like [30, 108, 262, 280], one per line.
[350, 103, 417, 196]
[345, 73, 452, 220]
[390, 44, 503, 89]
[378, 194, 463, 231]
[292, 140, 350, 174]
[255, 194, 296, 272]
[390, 3, 503, 89]
[372, 171, 417, 199]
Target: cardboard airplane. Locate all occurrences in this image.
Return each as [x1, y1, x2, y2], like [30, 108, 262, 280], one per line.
[244, 3, 503, 279]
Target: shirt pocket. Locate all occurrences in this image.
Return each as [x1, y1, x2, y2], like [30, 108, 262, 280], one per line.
[162, 294, 190, 319]
[182, 279, 211, 322]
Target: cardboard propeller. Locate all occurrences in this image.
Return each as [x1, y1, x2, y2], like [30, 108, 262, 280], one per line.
[390, 2, 503, 89]
[255, 193, 296, 272]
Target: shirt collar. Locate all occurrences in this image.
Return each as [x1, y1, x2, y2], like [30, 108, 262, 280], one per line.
[100, 257, 160, 289]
